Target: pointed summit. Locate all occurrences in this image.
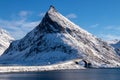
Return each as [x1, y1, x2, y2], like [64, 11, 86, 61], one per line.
[48, 5, 57, 12]
[38, 5, 88, 34]
[37, 5, 66, 33]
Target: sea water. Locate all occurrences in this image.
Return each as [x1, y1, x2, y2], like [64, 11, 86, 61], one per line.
[0, 69, 120, 80]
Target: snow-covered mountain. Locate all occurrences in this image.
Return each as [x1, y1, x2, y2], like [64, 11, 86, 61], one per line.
[0, 6, 120, 67]
[108, 39, 120, 56]
[0, 28, 14, 55]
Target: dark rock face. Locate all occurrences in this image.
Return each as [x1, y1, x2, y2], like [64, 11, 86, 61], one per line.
[38, 15, 64, 33]
[37, 7, 65, 33]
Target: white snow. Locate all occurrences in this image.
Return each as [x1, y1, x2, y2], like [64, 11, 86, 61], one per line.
[108, 39, 120, 55]
[107, 39, 119, 44]
[0, 60, 85, 73]
[0, 28, 14, 55]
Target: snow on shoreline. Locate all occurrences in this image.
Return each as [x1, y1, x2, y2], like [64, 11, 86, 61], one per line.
[0, 61, 85, 73]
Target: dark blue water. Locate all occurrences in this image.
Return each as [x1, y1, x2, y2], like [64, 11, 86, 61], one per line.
[0, 69, 120, 80]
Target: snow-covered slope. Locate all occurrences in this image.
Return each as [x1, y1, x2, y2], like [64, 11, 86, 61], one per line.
[0, 28, 14, 55]
[108, 39, 120, 56]
[0, 6, 120, 67]
[0, 59, 85, 73]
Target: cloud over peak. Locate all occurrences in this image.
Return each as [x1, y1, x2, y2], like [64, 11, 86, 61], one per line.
[66, 13, 77, 19]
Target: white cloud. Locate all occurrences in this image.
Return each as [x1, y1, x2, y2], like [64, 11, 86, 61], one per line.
[0, 19, 40, 39]
[89, 24, 99, 28]
[0, 10, 41, 39]
[99, 34, 120, 40]
[19, 11, 31, 17]
[105, 25, 120, 31]
[39, 12, 45, 17]
[100, 26, 120, 40]
[66, 13, 77, 19]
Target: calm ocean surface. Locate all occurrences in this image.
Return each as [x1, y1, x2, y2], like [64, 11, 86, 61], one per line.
[0, 69, 120, 80]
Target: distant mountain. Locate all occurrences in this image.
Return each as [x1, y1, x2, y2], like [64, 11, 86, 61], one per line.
[0, 6, 120, 67]
[108, 39, 120, 56]
[0, 28, 14, 55]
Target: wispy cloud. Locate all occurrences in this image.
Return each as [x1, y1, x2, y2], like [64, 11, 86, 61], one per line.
[89, 24, 99, 28]
[39, 12, 45, 17]
[99, 34, 120, 40]
[105, 25, 120, 31]
[19, 11, 32, 18]
[0, 10, 40, 39]
[0, 19, 40, 39]
[66, 13, 77, 19]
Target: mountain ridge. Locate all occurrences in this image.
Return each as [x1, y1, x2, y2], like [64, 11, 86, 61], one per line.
[108, 39, 120, 56]
[0, 6, 120, 67]
[0, 28, 14, 55]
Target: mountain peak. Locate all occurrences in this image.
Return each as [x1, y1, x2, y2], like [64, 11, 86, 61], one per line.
[1, 6, 120, 67]
[48, 5, 57, 12]
[37, 5, 91, 34]
[37, 5, 66, 33]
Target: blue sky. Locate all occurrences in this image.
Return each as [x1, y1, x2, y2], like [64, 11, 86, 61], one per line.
[0, 0, 120, 40]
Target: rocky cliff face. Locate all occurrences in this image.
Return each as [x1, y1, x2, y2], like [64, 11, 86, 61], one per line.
[0, 6, 120, 67]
